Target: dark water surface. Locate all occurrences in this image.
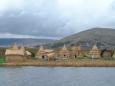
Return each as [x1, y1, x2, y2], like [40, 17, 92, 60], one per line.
[0, 67, 115, 86]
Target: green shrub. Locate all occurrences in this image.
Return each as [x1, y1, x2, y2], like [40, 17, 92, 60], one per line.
[0, 56, 5, 64]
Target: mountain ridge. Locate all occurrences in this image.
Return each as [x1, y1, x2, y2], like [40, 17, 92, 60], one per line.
[0, 38, 56, 47]
[50, 28, 115, 49]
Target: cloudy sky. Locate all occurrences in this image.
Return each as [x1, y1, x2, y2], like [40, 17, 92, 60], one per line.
[0, 0, 115, 39]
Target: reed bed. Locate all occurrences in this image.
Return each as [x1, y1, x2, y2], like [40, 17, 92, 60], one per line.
[2, 59, 115, 67]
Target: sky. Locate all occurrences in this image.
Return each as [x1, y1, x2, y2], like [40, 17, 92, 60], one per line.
[0, 0, 115, 39]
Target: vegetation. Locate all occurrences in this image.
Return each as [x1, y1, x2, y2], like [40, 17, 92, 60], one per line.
[0, 56, 5, 64]
[0, 46, 115, 67]
[1, 58, 115, 67]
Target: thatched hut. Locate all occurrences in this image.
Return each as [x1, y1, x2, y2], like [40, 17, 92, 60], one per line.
[36, 46, 46, 59]
[58, 44, 70, 59]
[101, 49, 113, 59]
[47, 52, 56, 61]
[36, 46, 56, 60]
[71, 45, 82, 58]
[89, 44, 101, 59]
[5, 44, 27, 62]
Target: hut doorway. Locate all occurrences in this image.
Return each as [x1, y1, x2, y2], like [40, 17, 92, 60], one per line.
[42, 55, 45, 59]
[74, 55, 77, 58]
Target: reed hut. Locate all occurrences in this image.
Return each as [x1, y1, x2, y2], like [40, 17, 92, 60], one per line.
[101, 49, 113, 59]
[36, 46, 46, 59]
[58, 44, 70, 59]
[47, 52, 56, 61]
[71, 45, 82, 58]
[89, 44, 101, 59]
[36, 46, 56, 60]
[5, 44, 27, 62]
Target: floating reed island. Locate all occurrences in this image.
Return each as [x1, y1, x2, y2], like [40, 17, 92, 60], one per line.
[0, 43, 115, 67]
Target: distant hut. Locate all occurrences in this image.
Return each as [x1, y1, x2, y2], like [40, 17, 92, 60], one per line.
[89, 44, 101, 59]
[45, 49, 56, 61]
[47, 52, 56, 61]
[36, 46, 46, 59]
[71, 45, 82, 58]
[58, 44, 70, 59]
[5, 43, 27, 62]
[20, 45, 25, 51]
[36, 45, 56, 60]
[101, 49, 113, 59]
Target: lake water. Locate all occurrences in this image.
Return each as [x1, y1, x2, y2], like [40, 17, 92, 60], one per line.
[0, 67, 115, 86]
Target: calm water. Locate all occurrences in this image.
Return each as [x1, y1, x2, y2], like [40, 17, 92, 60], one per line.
[0, 67, 115, 86]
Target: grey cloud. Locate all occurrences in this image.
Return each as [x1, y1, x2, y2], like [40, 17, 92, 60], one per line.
[0, 0, 115, 39]
[0, 10, 70, 38]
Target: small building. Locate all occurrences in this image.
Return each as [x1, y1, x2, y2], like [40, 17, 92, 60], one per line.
[89, 44, 101, 59]
[47, 52, 56, 61]
[5, 44, 25, 62]
[36, 46, 47, 59]
[71, 45, 82, 58]
[5, 43, 31, 62]
[101, 49, 113, 59]
[36, 46, 55, 60]
[58, 44, 70, 59]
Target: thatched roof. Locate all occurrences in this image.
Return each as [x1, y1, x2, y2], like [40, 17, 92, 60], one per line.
[5, 49, 25, 56]
[36, 45, 54, 55]
[62, 44, 68, 51]
[89, 44, 100, 55]
[20, 46, 25, 51]
[58, 44, 70, 55]
[91, 44, 99, 50]
[44, 49, 54, 53]
[39, 45, 44, 51]
[36, 45, 45, 55]
[47, 53, 55, 57]
[5, 43, 26, 56]
[11, 43, 19, 50]
[60, 44, 69, 52]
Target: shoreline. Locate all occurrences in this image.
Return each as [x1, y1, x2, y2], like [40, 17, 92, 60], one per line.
[1, 59, 115, 67]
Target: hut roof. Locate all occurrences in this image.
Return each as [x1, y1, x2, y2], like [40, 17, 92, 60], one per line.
[39, 45, 44, 51]
[62, 44, 68, 51]
[47, 53, 55, 57]
[20, 46, 25, 51]
[5, 43, 26, 56]
[5, 49, 25, 56]
[89, 44, 100, 55]
[11, 43, 19, 50]
[44, 49, 54, 53]
[36, 45, 45, 55]
[92, 44, 99, 50]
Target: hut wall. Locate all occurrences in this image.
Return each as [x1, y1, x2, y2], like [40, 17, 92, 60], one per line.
[5, 55, 26, 62]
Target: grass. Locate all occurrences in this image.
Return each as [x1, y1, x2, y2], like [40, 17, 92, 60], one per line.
[0, 56, 5, 64]
[0, 56, 115, 67]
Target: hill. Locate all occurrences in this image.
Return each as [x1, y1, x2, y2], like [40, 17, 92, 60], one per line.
[50, 28, 115, 49]
[0, 38, 56, 48]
